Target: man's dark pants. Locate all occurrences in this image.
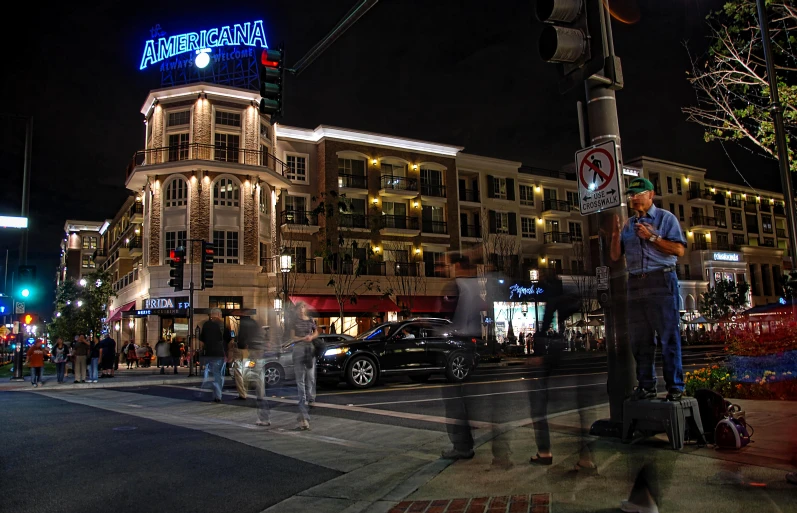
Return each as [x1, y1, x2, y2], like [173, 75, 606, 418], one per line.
[627, 270, 684, 391]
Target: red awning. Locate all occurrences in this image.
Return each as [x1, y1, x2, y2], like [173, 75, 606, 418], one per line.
[291, 295, 399, 313]
[397, 296, 459, 313]
[108, 301, 136, 321]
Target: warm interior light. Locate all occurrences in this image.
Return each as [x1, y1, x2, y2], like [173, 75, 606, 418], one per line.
[414, 248, 420, 254]
[726, 191, 731, 196]
[684, 178, 689, 183]
[413, 201, 419, 209]
[373, 246, 380, 253]
[710, 188, 716, 193]
[372, 159, 378, 165]
[128, 320, 135, 329]
[372, 197, 379, 204]
[688, 231, 693, 236]
[536, 218, 543, 224]
[412, 164, 418, 170]
[540, 257, 546, 263]
[535, 186, 541, 192]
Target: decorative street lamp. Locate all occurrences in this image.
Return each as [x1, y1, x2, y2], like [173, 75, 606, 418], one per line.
[530, 269, 540, 333]
[279, 247, 293, 314]
[521, 302, 529, 316]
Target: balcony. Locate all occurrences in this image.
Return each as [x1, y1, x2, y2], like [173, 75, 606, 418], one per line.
[379, 175, 419, 197]
[422, 220, 448, 235]
[392, 262, 420, 277]
[691, 242, 740, 252]
[543, 231, 573, 247]
[760, 202, 771, 213]
[541, 199, 572, 218]
[744, 201, 758, 213]
[461, 224, 481, 239]
[379, 215, 419, 236]
[338, 173, 368, 190]
[92, 248, 108, 264]
[293, 259, 317, 274]
[687, 189, 716, 205]
[421, 183, 446, 198]
[113, 269, 139, 292]
[774, 204, 786, 216]
[129, 202, 144, 223]
[460, 188, 480, 203]
[777, 228, 787, 238]
[338, 213, 371, 231]
[426, 263, 451, 278]
[324, 259, 354, 275]
[362, 260, 386, 276]
[280, 210, 320, 234]
[689, 215, 720, 231]
[728, 198, 743, 208]
[125, 142, 292, 190]
[126, 236, 142, 257]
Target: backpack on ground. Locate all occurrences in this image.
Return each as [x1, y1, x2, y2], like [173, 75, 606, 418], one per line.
[694, 388, 752, 449]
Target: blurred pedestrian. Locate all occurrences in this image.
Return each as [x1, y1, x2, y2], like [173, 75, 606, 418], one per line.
[98, 333, 116, 378]
[26, 340, 45, 387]
[52, 338, 68, 384]
[88, 335, 101, 383]
[72, 334, 89, 383]
[238, 315, 270, 426]
[170, 337, 182, 374]
[156, 338, 170, 375]
[125, 341, 138, 369]
[229, 331, 247, 400]
[199, 308, 230, 403]
[290, 301, 319, 429]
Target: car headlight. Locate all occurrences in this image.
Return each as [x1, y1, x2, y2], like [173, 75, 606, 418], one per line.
[246, 360, 256, 368]
[323, 346, 349, 357]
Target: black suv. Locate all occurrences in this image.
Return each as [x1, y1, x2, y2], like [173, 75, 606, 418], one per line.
[316, 318, 481, 389]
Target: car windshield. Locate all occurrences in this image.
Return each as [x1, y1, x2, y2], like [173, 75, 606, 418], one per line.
[356, 323, 399, 340]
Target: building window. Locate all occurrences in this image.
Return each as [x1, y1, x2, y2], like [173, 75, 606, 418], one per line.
[339, 158, 366, 175]
[762, 214, 773, 233]
[678, 205, 685, 222]
[667, 176, 673, 194]
[684, 264, 690, 279]
[259, 242, 270, 268]
[566, 191, 579, 211]
[168, 133, 189, 161]
[259, 187, 268, 214]
[493, 177, 508, 200]
[423, 251, 447, 277]
[496, 212, 509, 234]
[731, 211, 743, 230]
[213, 178, 240, 207]
[568, 222, 583, 241]
[746, 214, 759, 233]
[714, 207, 726, 227]
[676, 179, 682, 195]
[285, 195, 307, 213]
[519, 185, 534, 206]
[215, 110, 241, 127]
[214, 133, 239, 163]
[165, 230, 187, 258]
[669, 203, 676, 215]
[733, 233, 746, 246]
[260, 122, 270, 140]
[762, 264, 772, 295]
[82, 255, 95, 268]
[167, 110, 190, 127]
[213, 230, 239, 264]
[717, 232, 729, 247]
[260, 144, 272, 166]
[750, 264, 760, 295]
[208, 296, 243, 309]
[82, 236, 97, 249]
[165, 178, 188, 207]
[521, 217, 536, 239]
[571, 259, 586, 274]
[285, 154, 307, 182]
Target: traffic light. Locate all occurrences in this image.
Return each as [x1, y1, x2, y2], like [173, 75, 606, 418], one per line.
[168, 247, 185, 292]
[16, 265, 36, 299]
[259, 44, 285, 123]
[201, 241, 215, 289]
[534, 0, 620, 93]
[22, 313, 37, 325]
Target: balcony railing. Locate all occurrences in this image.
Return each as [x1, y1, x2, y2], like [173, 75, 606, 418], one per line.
[113, 269, 139, 292]
[338, 173, 368, 189]
[421, 183, 446, 197]
[129, 202, 144, 218]
[691, 242, 740, 252]
[460, 188, 480, 202]
[688, 189, 714, 201]
[380, 175, 418, 192]
[92, 248, 108, 260]
[760, 238, 776, 248]
[732, 222, 744, 230]
[338, 213, 370, 229]
[392, 262, 420, 277]
[461, 224, 481, 238]
[280, 210, 318, 226]
[422, 220, 448, 234]
[126, 236, 142, 250]
[774, 204, 786, 216]
[543, 231, 572, 244]
[426, 263, 450, 278]
[362, 261, 386, 276]
[380, 215, 419, 230]
[777, 228, 787, 238]
[689, 215, 720, 228]
[324, 259, 354, 275]
[760, 202, 771, 213]
[294, 259, 316, 274]
[126, 142, 287, 180]
[542, 199, 571, 213]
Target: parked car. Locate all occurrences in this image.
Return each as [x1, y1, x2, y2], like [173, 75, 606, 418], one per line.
[263, 334, 354, 387]
[316, 318, 481, 389]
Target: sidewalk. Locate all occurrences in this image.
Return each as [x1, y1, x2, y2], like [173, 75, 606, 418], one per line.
[389, 399, 797, 513]
[0, 365, 203, 391]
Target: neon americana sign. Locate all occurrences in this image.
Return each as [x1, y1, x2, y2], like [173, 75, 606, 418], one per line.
[140, 20, 268, 70]
[509, 284, 544, 299]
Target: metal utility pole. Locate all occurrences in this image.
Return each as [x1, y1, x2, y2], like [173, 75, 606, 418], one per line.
[20, 117, 33, 266]
[756, 0, 797, 267]
[188, 240, 197, 377]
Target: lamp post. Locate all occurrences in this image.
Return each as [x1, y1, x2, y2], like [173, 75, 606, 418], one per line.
[279, 247, 292, 327]
[530, 269, 540, 335]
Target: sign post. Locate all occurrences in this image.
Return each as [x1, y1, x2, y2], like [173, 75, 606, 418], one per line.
[576, 141, 621, 215]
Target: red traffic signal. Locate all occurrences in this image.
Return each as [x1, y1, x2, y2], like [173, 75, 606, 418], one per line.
[261, 49, 280, 67]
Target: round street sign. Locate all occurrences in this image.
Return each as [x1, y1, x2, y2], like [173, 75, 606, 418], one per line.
[579, 147, 616, 192]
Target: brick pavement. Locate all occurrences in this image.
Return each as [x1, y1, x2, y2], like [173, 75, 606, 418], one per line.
[387, 494, 550, 513]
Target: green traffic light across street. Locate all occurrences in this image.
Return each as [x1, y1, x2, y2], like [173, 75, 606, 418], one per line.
[21, 289, 30, 298]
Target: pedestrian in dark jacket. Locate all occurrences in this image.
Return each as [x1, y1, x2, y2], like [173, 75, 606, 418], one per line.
[170, 338, 182, 374]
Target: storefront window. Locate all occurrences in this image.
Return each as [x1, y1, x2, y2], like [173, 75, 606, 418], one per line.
[493, 301, 553, 341]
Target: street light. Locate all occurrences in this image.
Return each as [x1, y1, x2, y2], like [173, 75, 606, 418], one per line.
[79, 278, 87, 287]
[530, 269, 540, 334]
[279, 247, 292, 321]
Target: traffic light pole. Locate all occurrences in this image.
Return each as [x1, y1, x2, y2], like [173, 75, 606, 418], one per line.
[188, 241, 196, 377]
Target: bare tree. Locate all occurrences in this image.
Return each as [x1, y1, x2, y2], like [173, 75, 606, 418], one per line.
[478, 207, 521, 342]
[571, 239, 596, 328]
[382, 241, 427, 319]
[683, 1, 797, 170]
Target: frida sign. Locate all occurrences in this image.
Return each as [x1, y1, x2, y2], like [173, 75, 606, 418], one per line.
[140, 20, 268, 70]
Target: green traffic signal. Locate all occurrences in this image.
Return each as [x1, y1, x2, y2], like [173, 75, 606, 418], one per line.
[21, 288, 30, 298]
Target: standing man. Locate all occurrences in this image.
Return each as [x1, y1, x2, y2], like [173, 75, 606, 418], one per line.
[156, 338, 170, 375]
[72, 334, 90, 384]
[98, 333, 116, 378]
[609, 177, 687, 401]
[26, 339, 46, 387]
[170, 337, 182, 374]
[199, 308, 230, 403]
[228, 330, 248, 400]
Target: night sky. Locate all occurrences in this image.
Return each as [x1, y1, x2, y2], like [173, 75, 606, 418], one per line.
[0, 0, 780, 318]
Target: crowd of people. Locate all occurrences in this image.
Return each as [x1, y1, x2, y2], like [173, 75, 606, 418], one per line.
[27, 333, 118, 386]
[499, 328, 606, 356]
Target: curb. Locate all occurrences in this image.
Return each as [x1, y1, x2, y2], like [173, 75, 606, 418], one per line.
[1, 376, 203, 391]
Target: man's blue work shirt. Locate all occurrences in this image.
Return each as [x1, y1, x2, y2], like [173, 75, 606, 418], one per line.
[621, 203, 686, 275]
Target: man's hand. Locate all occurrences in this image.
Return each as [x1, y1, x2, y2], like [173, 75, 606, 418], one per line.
[634, 222, 655, 240]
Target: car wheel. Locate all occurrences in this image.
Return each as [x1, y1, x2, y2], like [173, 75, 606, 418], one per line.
[408, 373, 431, 383]
[445, 353, 471, 383]
[264, 363, 284, 387]
[346, 356, 377, 389]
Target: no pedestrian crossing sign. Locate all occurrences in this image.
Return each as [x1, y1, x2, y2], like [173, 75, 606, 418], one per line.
[576, 141, 621, 215]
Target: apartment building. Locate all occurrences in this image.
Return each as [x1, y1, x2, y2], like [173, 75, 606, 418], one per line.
[57, 221, 105, 287]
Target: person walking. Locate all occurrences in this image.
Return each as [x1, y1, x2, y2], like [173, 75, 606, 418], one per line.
[238, 315, 270, 426]
[52, 338, 69, 384]
[170, 337, 182, 374]
[156, 338, 170, 375]
[26, 340, 46, 387]
[198, 308, 230, 403]
[98, 334, 116, 378]
[290, 302, 319, 429]
[228, 331, 248, 400]
[125, 341, 137, 369]
[88, 335, 101, 383]
[72, 334, 90, 383]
